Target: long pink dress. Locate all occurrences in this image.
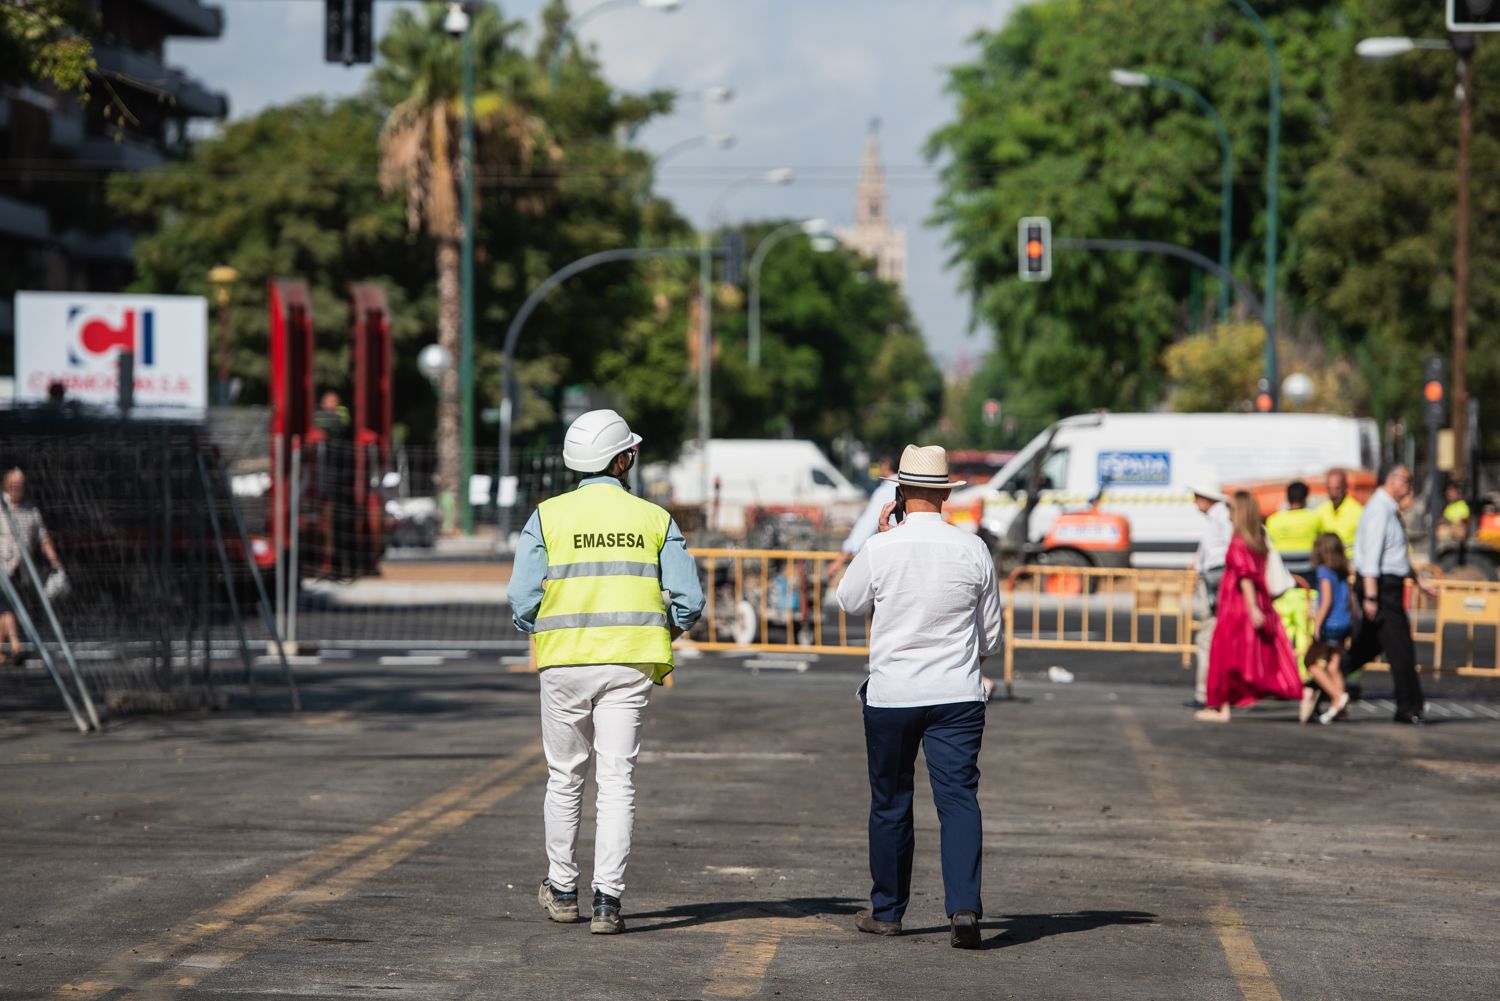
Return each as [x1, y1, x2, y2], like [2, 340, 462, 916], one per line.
[1207, 536, 1303, 707]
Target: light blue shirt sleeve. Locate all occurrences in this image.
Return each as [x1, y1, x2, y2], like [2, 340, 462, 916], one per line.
[1353, 491, 1410, 579]
[509, 509, 547, 634]
[660, 518, 705, 630]
[842, 480, 898, 555]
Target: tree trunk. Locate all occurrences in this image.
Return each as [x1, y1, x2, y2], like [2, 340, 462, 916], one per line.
[436, 235, 462, 530]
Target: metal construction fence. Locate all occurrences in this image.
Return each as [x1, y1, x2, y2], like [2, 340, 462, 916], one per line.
[0, 409, 296, 729]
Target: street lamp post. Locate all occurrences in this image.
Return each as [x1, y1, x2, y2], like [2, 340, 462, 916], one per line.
[1229, 0, 1281, 411]
[208, 264, 239, 405]
[699, 168, 793, 502]
[1110, 69, 1233, 323]
[548, 0, 682, 90]
[747, 218, 827, 368]
[1356, 33, 1476, 481]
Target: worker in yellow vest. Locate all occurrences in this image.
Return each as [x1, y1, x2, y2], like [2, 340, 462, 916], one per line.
[510, 409, 704, 935]
[1315, 469, 1363, 557]
[1266, 481, 1321, 569]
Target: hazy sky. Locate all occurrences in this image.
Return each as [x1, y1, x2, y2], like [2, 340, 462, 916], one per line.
[166, 0, 1024, 369]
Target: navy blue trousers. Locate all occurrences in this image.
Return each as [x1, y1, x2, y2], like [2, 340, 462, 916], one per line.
[862, 696, 985, 922]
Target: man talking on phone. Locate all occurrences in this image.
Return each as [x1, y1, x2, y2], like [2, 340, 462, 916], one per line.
[836, 445, 1003, 949]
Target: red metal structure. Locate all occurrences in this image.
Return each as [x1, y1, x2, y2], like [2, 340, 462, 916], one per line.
[349, 282, 392, 574]
[268, 279, 316, 552]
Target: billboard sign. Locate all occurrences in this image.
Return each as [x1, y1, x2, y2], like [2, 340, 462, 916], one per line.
[14, 292, 208, 410]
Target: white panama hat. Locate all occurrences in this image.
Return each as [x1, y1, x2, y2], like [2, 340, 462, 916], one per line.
[1189, 480, 1228, 503]
[885, 444, 967, 490]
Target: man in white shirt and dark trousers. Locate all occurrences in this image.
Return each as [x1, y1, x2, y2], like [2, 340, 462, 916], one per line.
[837, 445, 1003, 950]
[1344, 463, 1438, 724]
[1190, 482, 1232, 708]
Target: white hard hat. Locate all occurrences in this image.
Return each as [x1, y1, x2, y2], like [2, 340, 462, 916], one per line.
[562, 409, 643, 473]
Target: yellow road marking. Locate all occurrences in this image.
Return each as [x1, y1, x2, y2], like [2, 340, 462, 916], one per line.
[58, 743, 544, 998]
[682, 914, 844, 999]
[1115, 709, 1285, 1001]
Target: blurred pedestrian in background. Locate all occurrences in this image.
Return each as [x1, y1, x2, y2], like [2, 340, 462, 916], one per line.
[510, 409, 704, 934]
[1196, 491, 1302, 723]
[1190, 482, 1232, 708]
[1443, 477, 1470, 538]
[1315, 469, 1362, 557]
[837, 444, 1000, 950]
[1344, 464, 1437, 725]
[0, 469, 63, 666]
[1266, 480, 1320, 575]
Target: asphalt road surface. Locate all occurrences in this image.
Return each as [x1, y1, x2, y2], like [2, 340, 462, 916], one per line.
[5, 651, 1500, 999]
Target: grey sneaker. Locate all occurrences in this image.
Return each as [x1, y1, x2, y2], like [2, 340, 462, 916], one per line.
[538, 879, 581, 923]
[590, 889, 625, 934]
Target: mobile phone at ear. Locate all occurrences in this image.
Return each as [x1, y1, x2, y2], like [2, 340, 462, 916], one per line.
[893, 488, 906, 524]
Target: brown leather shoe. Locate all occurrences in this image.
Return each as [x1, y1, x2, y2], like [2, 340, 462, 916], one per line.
[950, 910, 980, 949]
[855, 910, 901, 936]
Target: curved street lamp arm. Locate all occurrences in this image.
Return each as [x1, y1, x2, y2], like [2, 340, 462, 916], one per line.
[498, 245, 704, 539]
[548, 0, 639, 89]
[1142, 74, 1234, 321]
[747, 221, 810, 368]
[1052, 237, 1265, 323]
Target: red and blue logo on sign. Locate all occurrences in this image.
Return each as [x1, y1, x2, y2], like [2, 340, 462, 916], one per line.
[66, 306, 154, 367]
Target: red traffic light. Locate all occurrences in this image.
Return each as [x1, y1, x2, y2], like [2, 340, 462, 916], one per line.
[1424, 380, 1444, 403]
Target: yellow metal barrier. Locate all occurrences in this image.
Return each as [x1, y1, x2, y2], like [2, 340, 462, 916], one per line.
[681, 548, 871, 655]
[1003, 565, 1198, 696]
[1433, 578, 1500, 676]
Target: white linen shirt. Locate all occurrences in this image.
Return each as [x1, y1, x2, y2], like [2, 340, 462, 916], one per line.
[1194, 500, 1232, 573]
[836, 512, 1002, 708]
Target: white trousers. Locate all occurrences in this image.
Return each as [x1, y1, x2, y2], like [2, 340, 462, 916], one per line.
[1194, 615, 1217, 704]
[539, 663, 653, 898]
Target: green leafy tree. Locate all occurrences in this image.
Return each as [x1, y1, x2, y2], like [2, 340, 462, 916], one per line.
[927, 0, 1348, 425]
[108, 97, 432, 414]
[711, 224, 941, 452]
[1297, 0, 1500, 445]
[1, 0, 95, 94]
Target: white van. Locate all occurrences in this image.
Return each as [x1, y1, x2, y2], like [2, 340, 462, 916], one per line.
[949, 412, 1380, 568]
[647, 439, 866, 534]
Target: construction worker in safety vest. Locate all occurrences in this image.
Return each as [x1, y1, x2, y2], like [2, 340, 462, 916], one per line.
[510, 409, 704, 935]
[1315, 469, 1363, 558]
[1266, 480, 1321, 575]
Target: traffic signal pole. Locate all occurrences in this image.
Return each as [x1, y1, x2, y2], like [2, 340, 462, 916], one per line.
[1452, 36, 1475, 482]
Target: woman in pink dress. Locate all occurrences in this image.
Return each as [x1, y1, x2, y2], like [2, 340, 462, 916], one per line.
[1195, 491, 1303, 722]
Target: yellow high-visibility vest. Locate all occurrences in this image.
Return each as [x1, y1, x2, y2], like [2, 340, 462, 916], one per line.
[534, 483, 675, 683]
[1315, 498, 1363, 554]
[1266, 507, 1321, 555]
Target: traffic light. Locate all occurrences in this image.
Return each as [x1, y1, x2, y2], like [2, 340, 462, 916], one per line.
[323, 0, 346, 63]
[351, 0, 374, 63]
[1424, 355, 1446, 428]
[324, 0, 374, 65]
[1017, 217, 1051, 282]
[1253, 377, 1275, 413]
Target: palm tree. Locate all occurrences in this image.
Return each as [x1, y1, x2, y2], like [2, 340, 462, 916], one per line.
[374, 1, 553, 518]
